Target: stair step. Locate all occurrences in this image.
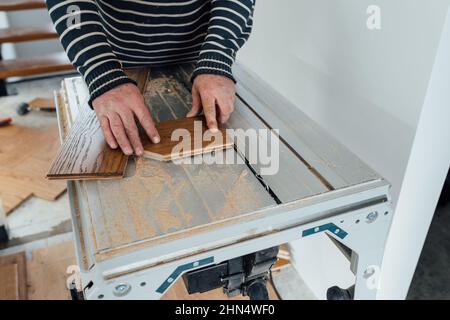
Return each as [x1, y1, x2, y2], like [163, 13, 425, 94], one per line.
[0, 53, 73, 79]
[0, 0, 46, 11]
[0, 25, 58, 44]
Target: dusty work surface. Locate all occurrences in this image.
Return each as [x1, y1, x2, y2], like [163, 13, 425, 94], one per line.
[58, 65, 277, 264]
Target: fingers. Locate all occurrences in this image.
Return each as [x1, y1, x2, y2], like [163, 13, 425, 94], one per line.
[131, 101, 160, 144]
[187, 86, 202, 118]
[108, 113, 134, 155]
[217, 95, 235, 124]
[200, 92, 218, 132]
[117, 109, 144, 156]
[99, 116, 118, 149]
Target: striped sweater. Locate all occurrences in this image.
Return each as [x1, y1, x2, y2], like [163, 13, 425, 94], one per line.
[46, 0, 255, 104]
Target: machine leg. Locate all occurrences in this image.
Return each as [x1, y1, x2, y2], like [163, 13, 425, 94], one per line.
[0, 49, 7, 97]
[0, 225, 8, 243]
[326, 207, 392, 300]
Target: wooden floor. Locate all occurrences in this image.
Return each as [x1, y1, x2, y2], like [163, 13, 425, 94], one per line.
[25, 241, 278, 300]
[0, 124, 66, 214]
[0, 252, 27, 300]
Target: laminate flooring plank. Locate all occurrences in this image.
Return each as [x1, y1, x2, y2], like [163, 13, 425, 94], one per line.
[0, 252, 27, 299]
[46, 110, 129, 180]
[0, 124, 66, 214]
[0, 264, 19, 300]
[143, 116, 233, 161]
[26, 241, 76, 300]
[46, 69, 150, 180]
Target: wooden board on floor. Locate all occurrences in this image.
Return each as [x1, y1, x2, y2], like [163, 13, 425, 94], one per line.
[0, 124, 66, 214]
[46, 69, 149, 181]
[26, 241, 76, 300]
[143, 116, 233, 161]
[28, 97, 55, 110]
[0, 252, 27, 299]
[0, 264, 19, 300]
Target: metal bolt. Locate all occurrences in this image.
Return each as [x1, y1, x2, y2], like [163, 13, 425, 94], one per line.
[364, 267, 376, 278]
[366, 212, 378, 223]
[113, 283, 131, 297]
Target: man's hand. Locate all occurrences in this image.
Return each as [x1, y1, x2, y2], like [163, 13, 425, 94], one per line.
[187, 74, 236, 131]
[92, 83, 160, 156]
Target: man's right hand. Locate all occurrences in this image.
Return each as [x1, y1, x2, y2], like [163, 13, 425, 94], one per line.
[92, 83, 160, 156]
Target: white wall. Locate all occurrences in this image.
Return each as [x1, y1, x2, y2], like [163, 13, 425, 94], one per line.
[0, 13, 16, 59]
[238, 0, 450, 299]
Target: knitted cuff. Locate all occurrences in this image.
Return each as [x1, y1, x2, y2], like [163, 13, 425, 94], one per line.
[192, 51, 236, 83]
[84, 61, 136, 108]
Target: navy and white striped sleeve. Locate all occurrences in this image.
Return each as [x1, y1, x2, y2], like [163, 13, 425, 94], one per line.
[192, 0, 255, 82]
[46, 0, 135, 105]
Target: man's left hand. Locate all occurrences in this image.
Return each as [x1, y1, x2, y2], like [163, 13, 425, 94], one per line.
[187, 74, 236, 131]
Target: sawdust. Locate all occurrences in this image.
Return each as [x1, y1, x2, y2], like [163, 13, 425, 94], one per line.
[92, 159, 199, 249]
[216, 169, 265, 221]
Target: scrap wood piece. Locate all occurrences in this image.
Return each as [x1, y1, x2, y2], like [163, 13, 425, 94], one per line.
[0, 252, 27, 299]
[28, 97, 55, 110]
[0, 124, 66, 214]
[0, 117, 12, 127]
[26, 241, 77, 300]
[143, 116, 233, 161]
[0, 264, 19, 300]
[46, 108, 129, 180]
[46, 68, 149, 181]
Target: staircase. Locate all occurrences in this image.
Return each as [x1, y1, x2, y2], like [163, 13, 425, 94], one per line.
[0, 0, 73, 95]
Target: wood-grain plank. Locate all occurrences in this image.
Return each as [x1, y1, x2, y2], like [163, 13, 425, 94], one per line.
[28, 97, 55, 110]
[47, 69, 149, 180]
[0, 24, 57, 44]
[0, 252, 27, 299]
[0, 124, 66, 214]
[46, 108, 129, 180]
[0, 264, 19, 300]
[26, 241, 76, 300]
[0, 52, 73, 79]
[143, 116, 233, 161]
[0, 0, 46, 11]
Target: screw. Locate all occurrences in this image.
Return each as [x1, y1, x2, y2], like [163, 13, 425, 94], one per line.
[364, 267, 376, 278]
[113, 283, 131, 297]
[366, 212, 378, 223]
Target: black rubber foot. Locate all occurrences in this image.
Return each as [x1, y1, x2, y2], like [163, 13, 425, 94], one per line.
[17, 102, 30, 116]
[0, 225, 9, 243]
[246, 280, 269, 300]
[326, 286, 353, 300]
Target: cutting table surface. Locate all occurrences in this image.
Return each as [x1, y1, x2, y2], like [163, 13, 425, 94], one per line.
[55, 64, 384, 272]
